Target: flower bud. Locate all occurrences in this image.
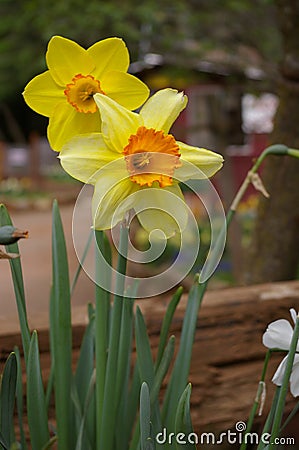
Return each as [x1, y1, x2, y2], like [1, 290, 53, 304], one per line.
[0, 225, 29, 245]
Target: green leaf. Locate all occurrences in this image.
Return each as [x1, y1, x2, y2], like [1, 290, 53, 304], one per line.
[280, 397, 299, 432]
[162, 280, 205, 428]
[41, 436, 58, 450]
[98, 225, 128, 450]
[156, 287, 183, 370]
[140, 383, 155, 450]
[126, 364, 142, 450]
[135, 307, 155, 389]
[115, 296, 134, 402]
[45, 361, 54, 413]
[135, 307, 161, 441]
[27, 331, 50, 450]
[75, 370, 96, 450]
[74, 315, 96, 449]
[0, 431, 8, 450]
[115, 295, 135, 450]
[51, 200, 72, 449]
[14, 346, 27, 450]
[0, 352, 17, 448]
[71, 229, 93, 295]
[75, 315, 95, 409]
[175, 384, 196, 450]
[257, 387, 281, 450]
[130, 327, 174, 450]
[0, 205, 30, 361]
[151, 336, 175, 403]
[94, 230, 111, 448]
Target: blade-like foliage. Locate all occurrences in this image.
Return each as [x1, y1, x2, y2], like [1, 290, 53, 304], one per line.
[162, 279, 205, 428]
[0, 205, 30, 361]
[0, 352, 17, 448]
[175, 384, 196, 450]
[27, 331, 50, 450]
[140, 382, 155, 450]
[51, 200, 72, 449]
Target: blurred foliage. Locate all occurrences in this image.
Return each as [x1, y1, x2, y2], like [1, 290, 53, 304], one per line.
[0, 0, 280, 101]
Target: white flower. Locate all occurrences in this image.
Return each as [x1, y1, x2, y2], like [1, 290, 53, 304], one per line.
[262, 309, 299, 397]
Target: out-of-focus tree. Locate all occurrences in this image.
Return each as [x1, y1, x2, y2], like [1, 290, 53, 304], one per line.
[0, 0, 280, 101]
[246, 0, 299, 284]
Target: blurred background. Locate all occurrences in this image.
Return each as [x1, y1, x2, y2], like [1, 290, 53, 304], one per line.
[1, 2, 299, 446]
[0, 0, 298, 301]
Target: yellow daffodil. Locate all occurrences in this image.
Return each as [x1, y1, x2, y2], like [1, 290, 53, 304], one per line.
[23, 36, 149, 151]
[59, 88, 224, 236]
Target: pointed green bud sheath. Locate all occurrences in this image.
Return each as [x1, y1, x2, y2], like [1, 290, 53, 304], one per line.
[0, 225, 29, 245]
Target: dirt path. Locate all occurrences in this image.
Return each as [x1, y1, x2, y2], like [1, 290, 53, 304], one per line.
[0, 203, 95, 332]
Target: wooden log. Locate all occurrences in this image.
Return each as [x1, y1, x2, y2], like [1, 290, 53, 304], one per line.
[1, 280, 299, 444]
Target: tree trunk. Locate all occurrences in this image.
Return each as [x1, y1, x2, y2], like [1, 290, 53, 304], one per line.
[245, 0, 299, 284]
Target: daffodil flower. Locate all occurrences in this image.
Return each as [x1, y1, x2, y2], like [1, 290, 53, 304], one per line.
[23, 36, 149, 151]
[59, 88, 224, 236]
[263, 309, 299, 397]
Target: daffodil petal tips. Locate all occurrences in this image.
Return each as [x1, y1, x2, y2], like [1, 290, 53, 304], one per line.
[176, 142, 224, 180]
[87, 37, 130, 76]
[23, 35, 149, 151]
[46, 36, 95, 86]
[22, 71, 64, 117]
[140, 88, 188, 133]
[93, 93, 141, 153]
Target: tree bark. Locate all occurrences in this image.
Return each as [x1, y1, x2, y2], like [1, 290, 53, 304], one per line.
[245, 0, 299, 284]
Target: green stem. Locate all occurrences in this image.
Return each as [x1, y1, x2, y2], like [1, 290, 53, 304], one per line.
[71, 229, 93, 295]
[257, 387, 281, 450]
[45, 361, 54, 412]
[279, 398, 299, 432]
[99, 223, 129, 450]
[200, 145, 289, 284]
[229, 144, 288, 214]
[94, 230, 111, 449]
[269, 316, 299, 448]
[163, 144, 292, 430]
[240, 350, 271, 450]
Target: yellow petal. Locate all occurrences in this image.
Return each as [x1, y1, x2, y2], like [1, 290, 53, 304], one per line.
[135, 183, 188, 238]
[59, 133, 119, 184]
[140, 89, 188, 133]
[48, 102, 101, 151]
[46, 36, 95, 86]
[101, 71, 149, 110]
[93, 93, 141, 153]
[92, 171, 138, 230]
[176, 142, 224, 180]
[23, 71, 64, 117]
[88, 37, 129, 77]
